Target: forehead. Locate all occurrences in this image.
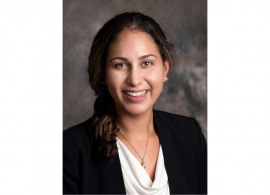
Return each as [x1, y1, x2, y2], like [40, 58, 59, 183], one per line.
[107, 29, 160, 57]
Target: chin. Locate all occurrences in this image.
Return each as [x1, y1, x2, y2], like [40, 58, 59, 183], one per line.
[121, 103, 153, 116]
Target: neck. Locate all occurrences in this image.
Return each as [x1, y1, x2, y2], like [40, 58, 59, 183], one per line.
[115, 107, 153, 140]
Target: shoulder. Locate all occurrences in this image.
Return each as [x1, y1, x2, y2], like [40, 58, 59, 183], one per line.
[153, 109, 207, 167]
[153, 109, 205, 144]
[63, 117, 93, 154]
[153, 109, 191, 123]
[153, 109, 198, 130]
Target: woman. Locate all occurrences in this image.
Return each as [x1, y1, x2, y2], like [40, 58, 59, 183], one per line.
[63, 12, 207, 194]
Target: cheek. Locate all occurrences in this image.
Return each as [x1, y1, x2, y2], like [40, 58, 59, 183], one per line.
[105, 72, 124, 98]
[146, 67, 164, 89]
[107, 77, 119, 92]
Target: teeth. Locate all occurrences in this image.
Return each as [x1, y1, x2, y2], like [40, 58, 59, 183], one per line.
[124, 90, 147, 97]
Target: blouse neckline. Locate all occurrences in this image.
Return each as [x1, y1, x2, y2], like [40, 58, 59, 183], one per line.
[116, 137, 158, 183]
[116, 137, 170, 194]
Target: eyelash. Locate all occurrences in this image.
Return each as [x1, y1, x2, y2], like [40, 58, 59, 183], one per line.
[115, 61, 153, 67]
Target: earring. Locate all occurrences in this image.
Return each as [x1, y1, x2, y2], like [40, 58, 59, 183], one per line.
[165, 77, 168, 81]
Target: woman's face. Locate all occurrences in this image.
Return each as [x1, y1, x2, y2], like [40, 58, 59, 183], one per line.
[105, 29, 169, 116]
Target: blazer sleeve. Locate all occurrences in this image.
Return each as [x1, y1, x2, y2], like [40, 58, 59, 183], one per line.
[63, 142, 80, 194]
[190, 117, 207, 194]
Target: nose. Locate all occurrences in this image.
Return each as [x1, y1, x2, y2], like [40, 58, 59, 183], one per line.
[126, 66, 143, 87]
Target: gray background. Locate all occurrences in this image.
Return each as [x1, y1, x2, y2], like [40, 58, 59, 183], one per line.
[63, 0, 207, 139]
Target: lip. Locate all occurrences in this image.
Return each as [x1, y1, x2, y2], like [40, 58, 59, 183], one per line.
[122, 90, 148, 102]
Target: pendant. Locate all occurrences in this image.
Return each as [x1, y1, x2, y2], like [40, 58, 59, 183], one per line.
[141, 161, 147, 169]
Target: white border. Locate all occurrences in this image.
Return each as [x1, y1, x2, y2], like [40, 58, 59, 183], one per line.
[209, 0, 270, 194]
[0, 1, 62, 194]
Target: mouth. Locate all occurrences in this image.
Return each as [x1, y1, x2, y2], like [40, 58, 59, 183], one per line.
[123, 90, 148, 97]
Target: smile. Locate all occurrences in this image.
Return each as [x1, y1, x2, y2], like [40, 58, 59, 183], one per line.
[124, 90, 147, 97]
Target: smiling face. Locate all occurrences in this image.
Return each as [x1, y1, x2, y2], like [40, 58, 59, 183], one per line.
[105, 28, 169, 116]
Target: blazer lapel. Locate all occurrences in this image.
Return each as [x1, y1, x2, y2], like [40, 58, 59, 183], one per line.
[153, 109, 184, 194]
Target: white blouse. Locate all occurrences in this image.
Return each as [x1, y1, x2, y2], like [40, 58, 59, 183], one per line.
[116, 137, 170, 195]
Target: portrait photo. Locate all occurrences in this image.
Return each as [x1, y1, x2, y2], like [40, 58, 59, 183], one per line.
[63, 0, 207, 194]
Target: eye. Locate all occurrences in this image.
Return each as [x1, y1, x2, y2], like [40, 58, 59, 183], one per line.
[142, 61, 153, 66]
[115, 63, 127, 68]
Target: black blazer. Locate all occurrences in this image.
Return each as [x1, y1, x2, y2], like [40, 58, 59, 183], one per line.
[63, 109, 207, 194]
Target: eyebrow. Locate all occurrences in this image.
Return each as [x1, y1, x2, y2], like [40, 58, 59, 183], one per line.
[109, 54, 157, 62]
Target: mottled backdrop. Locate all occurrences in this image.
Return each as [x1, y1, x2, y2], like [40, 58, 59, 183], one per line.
[63, 0, 207, 138]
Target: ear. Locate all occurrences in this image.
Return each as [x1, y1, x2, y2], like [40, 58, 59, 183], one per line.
[163, 60, 170, 82]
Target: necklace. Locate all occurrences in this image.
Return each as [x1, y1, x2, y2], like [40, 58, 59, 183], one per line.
[119, 112, 153, 169]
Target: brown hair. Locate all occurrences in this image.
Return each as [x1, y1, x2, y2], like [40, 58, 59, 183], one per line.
[88, 12, 179, 162]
